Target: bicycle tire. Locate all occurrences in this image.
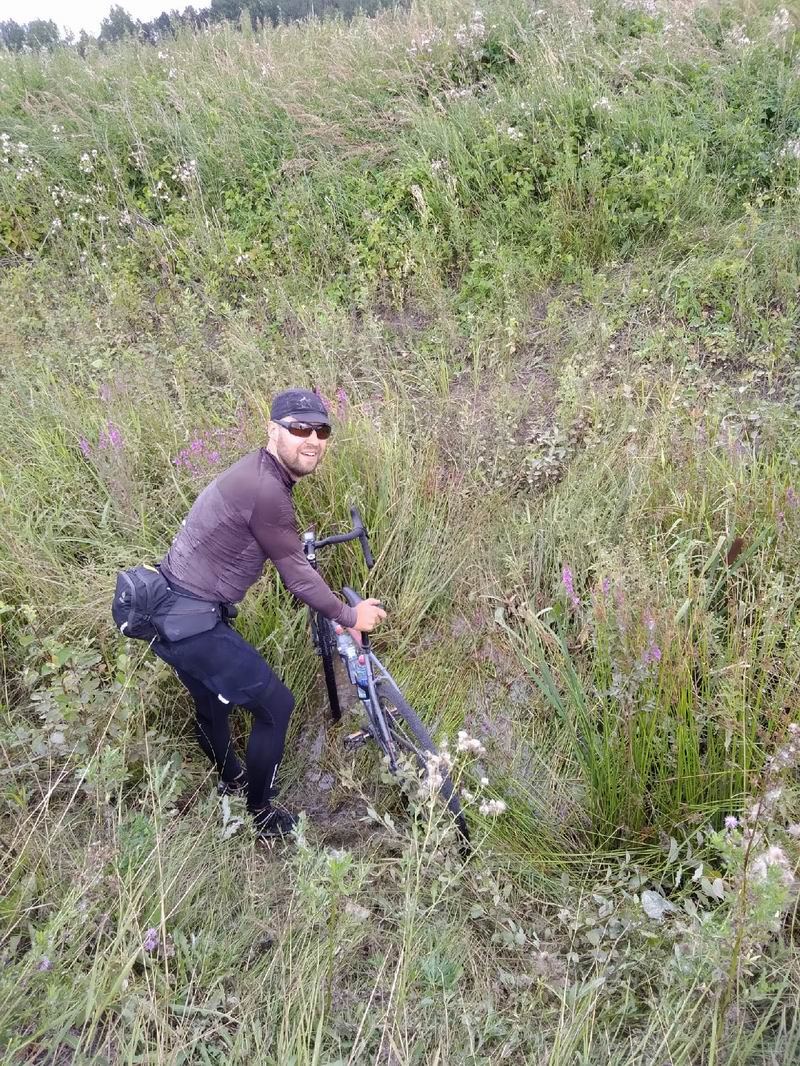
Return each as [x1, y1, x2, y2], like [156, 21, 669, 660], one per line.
[316, 613, 342, 722]
[375, 680, 469, 845]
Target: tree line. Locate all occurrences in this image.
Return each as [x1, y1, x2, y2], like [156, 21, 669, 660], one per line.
[0, 0, 401, 53]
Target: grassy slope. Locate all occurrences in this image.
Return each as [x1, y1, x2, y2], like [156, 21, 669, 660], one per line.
[1, 0, 800, 1061]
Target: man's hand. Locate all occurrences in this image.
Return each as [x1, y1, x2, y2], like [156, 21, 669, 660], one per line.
[352, 597, 387, 634]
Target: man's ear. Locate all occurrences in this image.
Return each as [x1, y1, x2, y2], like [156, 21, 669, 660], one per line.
[267, 420, 279, 444]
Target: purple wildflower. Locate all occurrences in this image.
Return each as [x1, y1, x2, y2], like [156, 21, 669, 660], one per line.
[107, 422, 122, 449]
[788, 488, 798, 509]
[37, 957, 52, 972]
[724, 815, 739, 830]
[336, 387, 348, 417]
[79, 437, 91, 458]
[562, 566, 580, 608]
[143, 928, 159, 952]
[601, 577, 611, 596]
[98, 382, 112, 402]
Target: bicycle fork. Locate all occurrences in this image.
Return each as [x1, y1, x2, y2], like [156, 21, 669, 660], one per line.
[335, 626, 400, 769]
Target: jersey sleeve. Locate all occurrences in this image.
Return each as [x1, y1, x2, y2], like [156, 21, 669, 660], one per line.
[250, 489, 358, 628]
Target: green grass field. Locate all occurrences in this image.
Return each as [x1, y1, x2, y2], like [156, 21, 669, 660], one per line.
[2, 0, 800, 1061]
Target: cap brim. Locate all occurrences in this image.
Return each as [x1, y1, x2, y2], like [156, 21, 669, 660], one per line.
[283, 410, 331, 426]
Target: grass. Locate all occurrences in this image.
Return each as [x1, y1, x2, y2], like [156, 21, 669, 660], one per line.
[2, 0, 800, 1061]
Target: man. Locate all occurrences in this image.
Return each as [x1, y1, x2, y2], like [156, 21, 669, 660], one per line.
[152, 388, 386, 839]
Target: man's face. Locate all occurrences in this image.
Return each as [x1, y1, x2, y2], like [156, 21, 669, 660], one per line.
[268, 420, 329, 479]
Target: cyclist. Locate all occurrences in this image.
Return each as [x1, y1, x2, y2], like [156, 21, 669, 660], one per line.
[152, 388, 386, 839]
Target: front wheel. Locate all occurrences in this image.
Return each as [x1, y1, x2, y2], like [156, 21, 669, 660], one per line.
[375, 681, 469, 846]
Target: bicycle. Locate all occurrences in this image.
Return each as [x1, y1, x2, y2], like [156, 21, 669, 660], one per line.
[303, 506, 469, 846]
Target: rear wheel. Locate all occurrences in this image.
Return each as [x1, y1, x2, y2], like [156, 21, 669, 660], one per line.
[315, 613, 341, 721]
[375, 681, 469, 846]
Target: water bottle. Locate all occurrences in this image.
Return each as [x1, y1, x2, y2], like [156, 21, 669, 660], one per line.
[335, 626, 369, 690]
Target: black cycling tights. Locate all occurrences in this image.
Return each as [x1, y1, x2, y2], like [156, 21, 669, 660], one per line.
[175, 668, 295, 812]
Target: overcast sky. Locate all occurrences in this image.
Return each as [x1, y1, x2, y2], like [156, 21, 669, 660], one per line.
[0, 0, 171, 36]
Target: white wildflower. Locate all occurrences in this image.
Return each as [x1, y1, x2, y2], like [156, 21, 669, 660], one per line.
[504, 125, 524, 141]
[593, 96, 612, 111]
[50, 218, 62, 231]
[172, 159, 198, 186]
[79, 152, 94, 174]
[771, 8, 791, 36]
[750, 845, 794, 885]
[444, 87, 473, 100]
[479, 798, 507, 817]
[455, 10, 486, 47]
[726, 24, 752, 48]
[456, 729, 486, 755]
[779, 138, 800, 161]
[480, 776, 489, 786]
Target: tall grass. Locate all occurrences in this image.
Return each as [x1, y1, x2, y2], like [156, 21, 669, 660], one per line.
[2, 0, 800, 1061]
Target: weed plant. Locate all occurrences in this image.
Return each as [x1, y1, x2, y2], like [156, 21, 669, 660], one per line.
[2, 0, 800, 1061]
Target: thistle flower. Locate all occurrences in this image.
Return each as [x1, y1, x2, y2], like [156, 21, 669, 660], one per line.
[143, 928, 159, 952]
[724, 815, 739, 830]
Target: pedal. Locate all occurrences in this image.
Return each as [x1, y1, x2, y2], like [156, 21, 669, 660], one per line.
[343, 729, 371, 752]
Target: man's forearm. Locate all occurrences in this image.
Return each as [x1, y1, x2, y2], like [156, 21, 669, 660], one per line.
[273, 555, 357, 627]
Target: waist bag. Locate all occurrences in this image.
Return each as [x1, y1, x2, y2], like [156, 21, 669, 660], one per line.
[112, 565, 222, 642]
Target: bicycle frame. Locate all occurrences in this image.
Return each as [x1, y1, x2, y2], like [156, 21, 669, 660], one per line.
[302, 507, 406, 772]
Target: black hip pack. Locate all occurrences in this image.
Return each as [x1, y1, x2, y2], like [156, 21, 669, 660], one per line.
[112, 565, 222, 643]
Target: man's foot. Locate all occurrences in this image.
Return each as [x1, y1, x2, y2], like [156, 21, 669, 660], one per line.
[217, 770, 248, 797]
[253, 804, 298, 840]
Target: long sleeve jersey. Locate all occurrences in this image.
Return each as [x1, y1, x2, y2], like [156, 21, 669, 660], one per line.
[160, 448, 357, 628]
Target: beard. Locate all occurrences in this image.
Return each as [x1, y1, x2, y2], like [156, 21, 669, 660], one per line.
[275, 437, 321, 478]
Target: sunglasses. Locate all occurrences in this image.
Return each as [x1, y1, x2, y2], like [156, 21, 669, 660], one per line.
[279, 420, 332, 440]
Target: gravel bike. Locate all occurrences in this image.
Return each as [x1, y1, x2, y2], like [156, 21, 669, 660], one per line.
[303, 506, 469, 844]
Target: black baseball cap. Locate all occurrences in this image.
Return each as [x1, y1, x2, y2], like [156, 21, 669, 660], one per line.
[270, 388, 331, 427]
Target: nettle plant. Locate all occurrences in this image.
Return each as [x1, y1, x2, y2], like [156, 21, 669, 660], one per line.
[1, 605, 139, 797]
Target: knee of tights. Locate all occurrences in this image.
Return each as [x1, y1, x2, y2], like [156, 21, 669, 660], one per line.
[247, 683, 295, 726]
